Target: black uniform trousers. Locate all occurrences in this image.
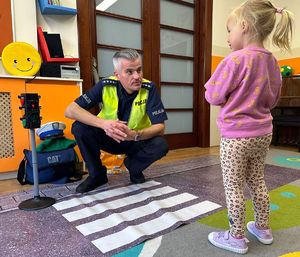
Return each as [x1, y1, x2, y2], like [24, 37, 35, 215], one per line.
[72, 121, 169, 180]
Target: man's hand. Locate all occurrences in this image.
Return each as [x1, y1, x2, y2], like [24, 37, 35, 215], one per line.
[103, 120, 129, 143]
[104, 120, 139, 142]
[103, 121, 165, 143]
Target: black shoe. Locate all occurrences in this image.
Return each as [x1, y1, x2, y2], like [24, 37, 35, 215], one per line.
[124, 157, 146, 184]
[75, 176, 108, 193]
[130, 173, 146, 184]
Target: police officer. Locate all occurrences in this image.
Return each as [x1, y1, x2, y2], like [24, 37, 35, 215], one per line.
[65, 49, 169, 193]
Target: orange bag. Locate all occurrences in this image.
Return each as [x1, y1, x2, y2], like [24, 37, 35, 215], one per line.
[101, 151, 127, 174]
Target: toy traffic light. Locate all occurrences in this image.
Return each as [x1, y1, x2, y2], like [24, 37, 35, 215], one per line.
[18, 93, 41, 129]
[17, 93, 55, 211]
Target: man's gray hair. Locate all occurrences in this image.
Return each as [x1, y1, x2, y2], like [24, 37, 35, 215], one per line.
[113, 49, 141, 71]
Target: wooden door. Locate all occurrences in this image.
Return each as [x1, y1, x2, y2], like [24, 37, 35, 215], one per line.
[77, 0, 212, 149]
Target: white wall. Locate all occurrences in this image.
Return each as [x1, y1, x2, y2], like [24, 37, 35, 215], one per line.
[210, 0, 300, 146]
[0, 0, 37, 74]
[13, 0, 38, 47]
[212, 0, 300, 57]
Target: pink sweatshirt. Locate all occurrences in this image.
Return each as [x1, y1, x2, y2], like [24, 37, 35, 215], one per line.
[205, 47, 282, 138]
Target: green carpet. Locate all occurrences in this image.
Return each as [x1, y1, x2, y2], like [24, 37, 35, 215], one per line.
[198, 184, 300, 230]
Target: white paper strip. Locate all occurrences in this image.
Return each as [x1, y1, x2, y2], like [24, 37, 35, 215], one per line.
[76, 192, 198, 235]
[92, 200, 222, 253]
[63, 186, 178, 222]
[53, 180, 161, 211]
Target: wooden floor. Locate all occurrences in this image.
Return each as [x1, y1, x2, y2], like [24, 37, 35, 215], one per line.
[0, 145, 296, 196]
[156, 146, 220, 164]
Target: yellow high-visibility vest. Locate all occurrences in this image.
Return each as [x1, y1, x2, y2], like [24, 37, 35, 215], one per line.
[97, 76, 151, 130]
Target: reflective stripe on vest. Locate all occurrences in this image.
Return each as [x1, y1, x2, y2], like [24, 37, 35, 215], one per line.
[97, 82, 151, 130]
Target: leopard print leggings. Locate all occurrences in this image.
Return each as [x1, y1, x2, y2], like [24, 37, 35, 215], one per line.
[220, 134, 272, 238]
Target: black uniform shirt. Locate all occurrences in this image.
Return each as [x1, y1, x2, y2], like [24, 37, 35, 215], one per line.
[75, 78, 168, 124]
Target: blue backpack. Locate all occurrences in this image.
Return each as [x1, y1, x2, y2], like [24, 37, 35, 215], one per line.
[17, 137, 83, 185]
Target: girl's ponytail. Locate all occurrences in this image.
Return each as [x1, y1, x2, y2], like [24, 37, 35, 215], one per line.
[273, 9, 294, 50]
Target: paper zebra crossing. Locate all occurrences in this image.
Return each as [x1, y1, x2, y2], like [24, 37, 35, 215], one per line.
[53, 180, 222, 255]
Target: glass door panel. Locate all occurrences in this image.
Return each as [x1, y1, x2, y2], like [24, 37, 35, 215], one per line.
[161, 29, 194, 57]
[160, 0, 194, 30]
[96, 0, 141, 18]
[181, 0, 194, 3]
[165, 111, 193, 134]
[161, 58, 194, 83]
[95, 0, 142, 79]
[161, 85, 193, 109]
[97, 48, 115, 78]
[160, 0, 196, 144]
[96, 16, 141, 49]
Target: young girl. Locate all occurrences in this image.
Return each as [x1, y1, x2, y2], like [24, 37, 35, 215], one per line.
[205, 0, 294, 254]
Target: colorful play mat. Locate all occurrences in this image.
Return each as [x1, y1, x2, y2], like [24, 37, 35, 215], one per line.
[272, 156, 300, 169]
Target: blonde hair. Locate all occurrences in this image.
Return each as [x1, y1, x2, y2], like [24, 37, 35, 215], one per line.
[229, 0, 294, 50]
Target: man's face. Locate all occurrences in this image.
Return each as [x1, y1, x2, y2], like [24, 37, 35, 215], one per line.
[114, 57, 143, 94]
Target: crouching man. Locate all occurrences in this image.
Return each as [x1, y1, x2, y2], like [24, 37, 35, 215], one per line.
[65, 49, 169, 193]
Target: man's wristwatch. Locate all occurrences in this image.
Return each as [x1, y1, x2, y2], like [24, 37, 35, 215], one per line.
[134, 131, 141, 141]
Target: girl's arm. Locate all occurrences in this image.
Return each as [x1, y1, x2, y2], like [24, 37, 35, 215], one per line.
[204, 56, 240, 106]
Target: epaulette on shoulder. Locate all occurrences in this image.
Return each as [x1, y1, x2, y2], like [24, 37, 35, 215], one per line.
[102, 76, 118, 86]
[142, 78, 152, 89]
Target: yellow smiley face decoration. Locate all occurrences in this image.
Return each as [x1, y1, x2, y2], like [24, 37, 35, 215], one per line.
[2, 42, 42, 76]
